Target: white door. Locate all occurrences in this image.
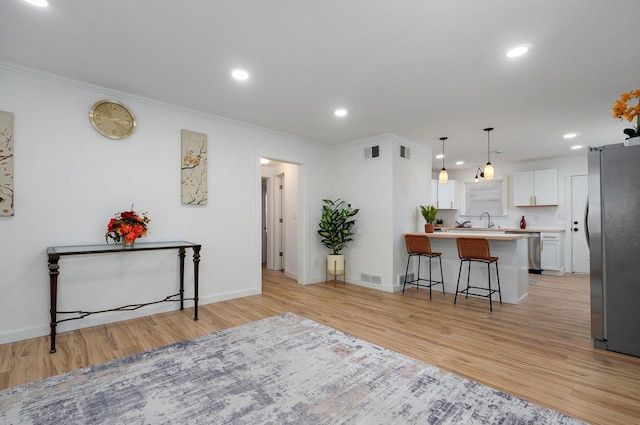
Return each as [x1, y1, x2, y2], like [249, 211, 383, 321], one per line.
[261, 178, 268, 264]
[571, 175, 590, 273]
[275, 173, 285, 271]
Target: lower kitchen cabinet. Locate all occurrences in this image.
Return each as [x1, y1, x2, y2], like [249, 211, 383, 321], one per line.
[541, 232, 564, 275]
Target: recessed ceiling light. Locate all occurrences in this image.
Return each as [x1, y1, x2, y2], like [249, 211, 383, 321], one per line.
[334, 108, 347, 117]
[563, 133, 577, 139]
[456, 161, 464, 165]
[506, 45, 529, 58]
[23, 0, 49, 6]
[436, 154, 444, 159]
[231, 69, 249, 81]
[571, 145, 583, 150]
[260, 158, 270, 165]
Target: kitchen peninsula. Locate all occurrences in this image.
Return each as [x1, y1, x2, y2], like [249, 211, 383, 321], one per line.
[404, 232, 529, 304]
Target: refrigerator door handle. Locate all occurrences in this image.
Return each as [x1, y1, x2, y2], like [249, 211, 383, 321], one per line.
[584, 196, 590, 248]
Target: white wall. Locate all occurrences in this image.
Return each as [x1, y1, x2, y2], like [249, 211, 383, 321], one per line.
[328, 134, 432, 292]
[392, 136, 433, 290]
[0, 64, 332, 343]
[320, 135, 394, 288]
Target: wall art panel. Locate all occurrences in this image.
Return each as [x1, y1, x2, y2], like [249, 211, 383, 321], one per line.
[0, 111, 14, 216]
[181, 129, 208, 205]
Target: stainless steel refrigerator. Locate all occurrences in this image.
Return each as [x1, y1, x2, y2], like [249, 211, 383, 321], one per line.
[588, 141, 640, 358]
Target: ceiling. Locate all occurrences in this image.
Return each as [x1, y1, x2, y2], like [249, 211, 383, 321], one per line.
[2, 0, 640, 172]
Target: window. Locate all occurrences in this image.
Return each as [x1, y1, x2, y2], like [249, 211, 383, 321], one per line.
[462, 179, 506, 216]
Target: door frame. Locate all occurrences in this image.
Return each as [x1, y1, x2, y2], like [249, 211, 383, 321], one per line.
[257, 153, 307, 286]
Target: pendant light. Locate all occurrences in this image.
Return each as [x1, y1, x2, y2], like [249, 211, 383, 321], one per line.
[483, 127, 495, 179]
[438, 137, 448, 183]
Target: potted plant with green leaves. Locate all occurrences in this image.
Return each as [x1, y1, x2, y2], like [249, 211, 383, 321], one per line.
[317, 198, 359, 282]
[420, 205, 437, 233]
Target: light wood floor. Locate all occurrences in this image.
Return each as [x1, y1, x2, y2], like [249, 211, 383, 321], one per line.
[2, 271, 640, 424]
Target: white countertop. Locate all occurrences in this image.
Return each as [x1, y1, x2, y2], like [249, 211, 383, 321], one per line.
[406, 232, 529, 241]
[436, 227, 565, 233]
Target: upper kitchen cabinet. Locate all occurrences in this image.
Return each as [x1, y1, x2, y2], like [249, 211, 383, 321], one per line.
[431, 179, 438, 206]
[433, 179, 459, 209]
[513, 169, 559, 206]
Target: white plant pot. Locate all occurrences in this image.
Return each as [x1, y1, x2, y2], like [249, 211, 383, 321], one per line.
[326, 254, 345, 275]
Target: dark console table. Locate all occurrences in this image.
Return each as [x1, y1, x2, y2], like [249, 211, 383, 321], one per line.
[47, 241, 201, 353]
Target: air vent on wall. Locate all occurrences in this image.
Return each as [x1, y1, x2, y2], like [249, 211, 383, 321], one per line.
[364, 145, 380, 160]
[398, 273, 415, 285]
[400, 145, 411, 159]
[361, 273, 382, 285]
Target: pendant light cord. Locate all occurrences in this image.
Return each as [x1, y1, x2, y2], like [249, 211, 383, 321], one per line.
[484, 127, 493, 164]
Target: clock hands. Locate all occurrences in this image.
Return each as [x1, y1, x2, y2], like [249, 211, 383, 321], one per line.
[111, 117, 132, 129]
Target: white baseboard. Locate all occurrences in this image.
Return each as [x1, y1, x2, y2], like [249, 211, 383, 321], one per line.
[0, 288, 261, 346]
[541, 268, 565, 276]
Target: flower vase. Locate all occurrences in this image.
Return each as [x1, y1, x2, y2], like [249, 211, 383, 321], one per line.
[623, 128, 640, 140]
[123, 239, 135, 249]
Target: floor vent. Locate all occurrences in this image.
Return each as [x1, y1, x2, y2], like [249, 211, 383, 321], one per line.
[400, 145, 411, 159]
[364, 145, 380, 160]
[398, 273, 415, 285]
[361, 273, 382, 285]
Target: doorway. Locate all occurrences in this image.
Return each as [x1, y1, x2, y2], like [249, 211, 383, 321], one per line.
[261, 159, 300, 278]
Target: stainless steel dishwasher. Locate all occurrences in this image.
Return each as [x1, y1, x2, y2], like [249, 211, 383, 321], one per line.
[505, 230, 541, 273]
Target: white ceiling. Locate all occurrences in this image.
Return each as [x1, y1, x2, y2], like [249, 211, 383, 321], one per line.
[2, 0, 640, 172]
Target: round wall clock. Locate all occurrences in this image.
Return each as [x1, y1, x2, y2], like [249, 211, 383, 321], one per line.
[89, 99, 137, 139]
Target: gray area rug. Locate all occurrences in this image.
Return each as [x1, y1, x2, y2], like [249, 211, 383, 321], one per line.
[1, 313, 587, 424]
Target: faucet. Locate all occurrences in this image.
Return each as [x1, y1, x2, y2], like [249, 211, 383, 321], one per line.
[480, 211, 494, 228]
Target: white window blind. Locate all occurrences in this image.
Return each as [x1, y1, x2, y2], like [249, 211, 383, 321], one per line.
[463, 179, 505, 215]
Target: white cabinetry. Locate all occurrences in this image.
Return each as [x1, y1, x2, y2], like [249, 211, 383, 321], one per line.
[541, 232, 564, 275]
[432, 179, 458, 209]
[513, 169, 558, 206]
[431, 179, 438, 206]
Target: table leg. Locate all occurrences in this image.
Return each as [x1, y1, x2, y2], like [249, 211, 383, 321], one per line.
[178, 248, 185, 310]
[193, 246, 200, 321]
[48, 254, 60, 353]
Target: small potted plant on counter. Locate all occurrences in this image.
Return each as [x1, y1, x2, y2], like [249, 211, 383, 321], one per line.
[420, 205, 437, 233]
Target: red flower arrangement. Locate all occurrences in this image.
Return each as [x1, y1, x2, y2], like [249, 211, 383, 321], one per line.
[105, 206, 150, 244]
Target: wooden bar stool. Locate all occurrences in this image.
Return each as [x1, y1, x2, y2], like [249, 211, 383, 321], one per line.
[454, 237, 502, 311]
[402, 234, 444, 299]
